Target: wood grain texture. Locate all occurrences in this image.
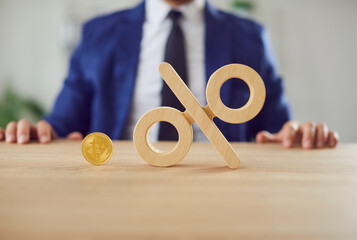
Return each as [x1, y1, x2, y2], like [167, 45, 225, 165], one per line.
[1, 141, 357, 240]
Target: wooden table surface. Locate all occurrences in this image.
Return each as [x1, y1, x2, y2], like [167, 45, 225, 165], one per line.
[0, 140, 356, 240]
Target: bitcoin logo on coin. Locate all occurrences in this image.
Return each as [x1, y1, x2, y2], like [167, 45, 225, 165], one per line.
[81, 132, 113, 165]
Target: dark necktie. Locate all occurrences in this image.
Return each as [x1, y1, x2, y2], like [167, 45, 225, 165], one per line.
[159, 10, 188, 141]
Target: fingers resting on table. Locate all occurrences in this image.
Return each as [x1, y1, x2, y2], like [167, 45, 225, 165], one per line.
[0, 120, 57, 144]
[66, 132, 84, 140]
[0, 119, 85, 144]
[256, 120, 339, 149]
[1, 118, 338, 148]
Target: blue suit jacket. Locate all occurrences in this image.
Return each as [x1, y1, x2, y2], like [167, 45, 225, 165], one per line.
[45, 1, 291, 141]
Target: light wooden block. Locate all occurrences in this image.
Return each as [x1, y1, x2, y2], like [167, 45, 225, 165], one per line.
[134, 62, 266, 169]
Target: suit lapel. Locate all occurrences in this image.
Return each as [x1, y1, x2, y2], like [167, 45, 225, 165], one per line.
[113, 1, 145, 138]
[204, 2, 234, 81]
[204, 2, 234, 136]
[112, 1, 236, 138]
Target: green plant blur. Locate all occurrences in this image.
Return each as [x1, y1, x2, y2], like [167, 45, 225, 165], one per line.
[232, 0, 255, 12]
[0, 85, 45, 128]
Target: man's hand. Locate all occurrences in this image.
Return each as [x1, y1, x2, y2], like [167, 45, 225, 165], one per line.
[0, 119, 83, 144]
[256, 120, 339, 149]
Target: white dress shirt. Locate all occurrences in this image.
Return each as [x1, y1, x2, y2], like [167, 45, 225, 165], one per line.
[125, 0, 207, 141]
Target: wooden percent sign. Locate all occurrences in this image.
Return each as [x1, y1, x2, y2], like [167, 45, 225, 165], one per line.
[134, 62, 266, 169]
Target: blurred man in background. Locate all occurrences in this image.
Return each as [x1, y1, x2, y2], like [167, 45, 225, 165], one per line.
[0, 0, 339, 148]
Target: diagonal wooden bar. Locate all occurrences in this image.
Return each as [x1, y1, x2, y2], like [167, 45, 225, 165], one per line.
[158, 62, 240, 169]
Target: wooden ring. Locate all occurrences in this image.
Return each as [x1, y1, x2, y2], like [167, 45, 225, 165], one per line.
[205, 64, 266, 124]
[133, 107, 193, 167]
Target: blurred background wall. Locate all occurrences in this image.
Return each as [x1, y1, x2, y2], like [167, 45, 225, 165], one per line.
[0, 0, 356, 141]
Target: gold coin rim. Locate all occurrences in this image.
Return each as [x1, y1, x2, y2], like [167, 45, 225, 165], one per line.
[81, 132, 113, 166]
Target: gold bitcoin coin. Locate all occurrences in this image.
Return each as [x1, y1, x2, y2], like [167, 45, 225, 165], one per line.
[81, 132, 113, 165]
